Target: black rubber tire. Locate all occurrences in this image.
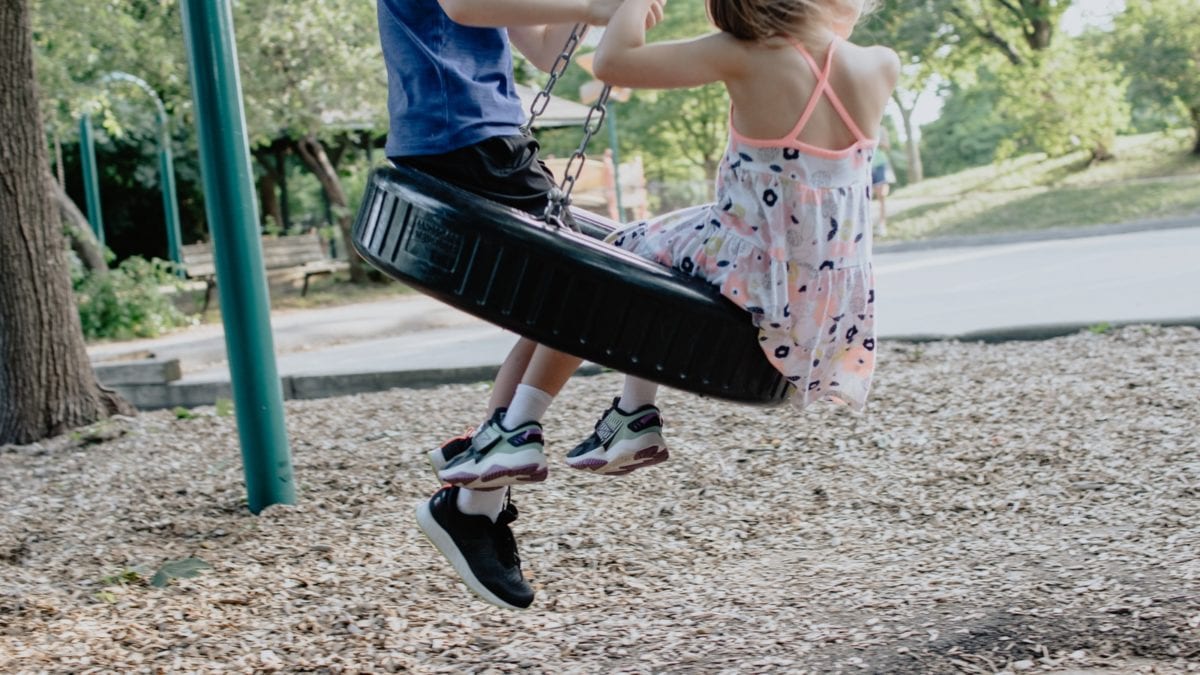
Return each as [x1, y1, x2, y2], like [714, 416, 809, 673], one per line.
[351, 165, 790, 405]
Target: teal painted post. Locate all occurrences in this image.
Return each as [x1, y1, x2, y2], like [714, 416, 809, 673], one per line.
[156, 108, 184, 274]
[78, 115, 105, 246]
[179, 0, 295, 514]
[606, 104, 625, 220]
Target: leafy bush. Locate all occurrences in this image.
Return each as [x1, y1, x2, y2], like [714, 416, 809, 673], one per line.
[73, 256, 193, 340]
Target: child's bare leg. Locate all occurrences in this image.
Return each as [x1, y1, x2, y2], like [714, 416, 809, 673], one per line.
[488, 337, 538, 415]
[502, 345, 583, 426]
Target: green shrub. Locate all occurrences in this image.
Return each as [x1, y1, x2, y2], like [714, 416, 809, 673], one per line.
[74, 256, 194, 340]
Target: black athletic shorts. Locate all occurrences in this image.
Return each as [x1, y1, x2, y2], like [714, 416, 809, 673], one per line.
[391, 134, 559, 218]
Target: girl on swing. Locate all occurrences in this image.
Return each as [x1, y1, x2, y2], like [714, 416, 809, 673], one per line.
[420, 0, 897, 610]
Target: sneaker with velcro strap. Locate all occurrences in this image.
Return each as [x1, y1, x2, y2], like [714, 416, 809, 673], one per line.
[437, 409, 549, 489]
[428, 426, 474, 476]
[566, 398, 669, 476]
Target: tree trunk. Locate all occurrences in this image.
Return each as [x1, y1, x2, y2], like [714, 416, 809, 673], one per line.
[52, 179, 108, 274]
[52, 124, 64, 187]
[293, 134, 366, 283]
[254, 149, 283, 233]
[1025, 18, 1053, 51]
[1191, 107, 1200, 156]
[0, 0, 134, 445]
[894, 95, 924, 184]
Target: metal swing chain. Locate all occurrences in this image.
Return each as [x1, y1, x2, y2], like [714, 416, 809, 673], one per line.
[520, 24, 613, 229]
[520, 23, 585, 135]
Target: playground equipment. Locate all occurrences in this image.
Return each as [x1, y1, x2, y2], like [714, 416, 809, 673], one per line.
[350, 25, 790, 405]
[352, 164, 789, 404]
[179, 0, 294, 514]
[78, 72, 185, 270]
[77, 115, 104, 247]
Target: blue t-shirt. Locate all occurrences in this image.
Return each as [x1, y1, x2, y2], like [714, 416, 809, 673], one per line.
[378, 0, 526, 157]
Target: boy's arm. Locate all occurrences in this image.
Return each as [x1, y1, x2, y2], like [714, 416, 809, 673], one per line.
[509, 24, 589, 73]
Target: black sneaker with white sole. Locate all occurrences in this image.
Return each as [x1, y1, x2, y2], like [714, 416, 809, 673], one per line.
[415, 486, 534, 610]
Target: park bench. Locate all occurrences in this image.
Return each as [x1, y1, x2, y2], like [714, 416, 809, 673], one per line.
[180, 232, 348, 311]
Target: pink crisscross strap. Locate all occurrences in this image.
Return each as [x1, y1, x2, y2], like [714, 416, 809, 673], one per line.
[784, 37, 869, 144]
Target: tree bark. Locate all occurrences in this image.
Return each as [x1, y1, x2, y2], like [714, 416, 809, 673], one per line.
[293, 134, 367, 283]
[51, 179, 108, 274]
[254, 149, 283, 233]
[1191, 107, 1200, 156]
[950, 6, 1024, 66]
[52, 124, 64, 187]
[0, 0, 134, 445]
[893, 93, 925, 184]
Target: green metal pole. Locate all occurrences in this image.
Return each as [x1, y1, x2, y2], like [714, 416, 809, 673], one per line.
[78, 114, 105, 246]
[156, 108, 184, 274]
[606, 104, 625, 219]
[180, 0, 295, 514]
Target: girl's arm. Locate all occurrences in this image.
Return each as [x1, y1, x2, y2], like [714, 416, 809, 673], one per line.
[438, 0, 620, 28]
[593, 0, 744, 89]
[511, 2, 663, 73]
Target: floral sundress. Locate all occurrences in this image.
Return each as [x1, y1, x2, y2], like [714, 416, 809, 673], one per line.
[611, 38, 878, 411]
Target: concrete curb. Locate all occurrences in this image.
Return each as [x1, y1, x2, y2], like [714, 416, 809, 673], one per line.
[875, 215, 1198, 254]
[106, 317, 1200, 410]
[110, 363, 605, 410]
[888, 317, 1200, 344]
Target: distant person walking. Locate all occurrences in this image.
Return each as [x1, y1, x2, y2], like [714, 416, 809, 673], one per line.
[871, 126, 896, 236]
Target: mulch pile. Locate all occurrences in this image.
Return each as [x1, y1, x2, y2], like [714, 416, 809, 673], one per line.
[2, 326, 1198, 673]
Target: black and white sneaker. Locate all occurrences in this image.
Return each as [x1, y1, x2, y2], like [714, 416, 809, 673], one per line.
[415, 486, 534, 610]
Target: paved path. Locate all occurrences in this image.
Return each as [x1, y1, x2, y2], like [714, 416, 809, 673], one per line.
[88, 224, 1200, 406]
[875, 226, 1200, 337]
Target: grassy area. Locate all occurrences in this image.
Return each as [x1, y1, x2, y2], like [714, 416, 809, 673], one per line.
[886, 130, 1200, 240]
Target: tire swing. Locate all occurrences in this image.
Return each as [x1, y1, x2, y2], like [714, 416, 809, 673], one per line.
[351, 27, 790, 406]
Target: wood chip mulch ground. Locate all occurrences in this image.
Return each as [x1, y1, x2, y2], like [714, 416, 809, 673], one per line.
[2, 326, 1198, 674]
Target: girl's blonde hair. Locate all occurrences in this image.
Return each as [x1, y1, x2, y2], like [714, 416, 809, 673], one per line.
[708, 0, 876, 41]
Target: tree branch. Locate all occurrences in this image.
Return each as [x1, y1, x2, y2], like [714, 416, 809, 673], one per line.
[949, 5, 1024, 66]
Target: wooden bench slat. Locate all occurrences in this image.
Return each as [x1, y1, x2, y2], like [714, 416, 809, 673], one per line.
[179, 232, 345, 303]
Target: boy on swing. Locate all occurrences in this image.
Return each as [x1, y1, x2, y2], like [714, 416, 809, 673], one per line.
[378, 0, 665, 610]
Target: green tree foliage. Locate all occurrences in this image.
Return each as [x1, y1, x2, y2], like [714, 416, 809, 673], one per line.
[919, 70, 1017, 177]
[31, 0, 186, 137]
[234, 0, 383, 144]
[944, 0, 1072, 64]
[992, 40, 1130, 161]
[855, 1, 964, 183]
[1111, 0, 1200, 154]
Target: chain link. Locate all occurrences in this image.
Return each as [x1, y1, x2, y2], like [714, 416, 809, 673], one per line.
[518, 24, 613, 230]
[544, 83, 612, 227]
[520, 23, 586, 134]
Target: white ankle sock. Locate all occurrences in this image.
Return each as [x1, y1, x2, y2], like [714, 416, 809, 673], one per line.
[456, 487, 507, 522]
[620, 377, 659, 411]
[502, 384, 553, 428]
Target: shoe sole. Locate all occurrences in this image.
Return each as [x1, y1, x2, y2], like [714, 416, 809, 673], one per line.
[415, 500, 529, 611]
[566, 434, 670, 476]
[438, 448, 549, 489]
